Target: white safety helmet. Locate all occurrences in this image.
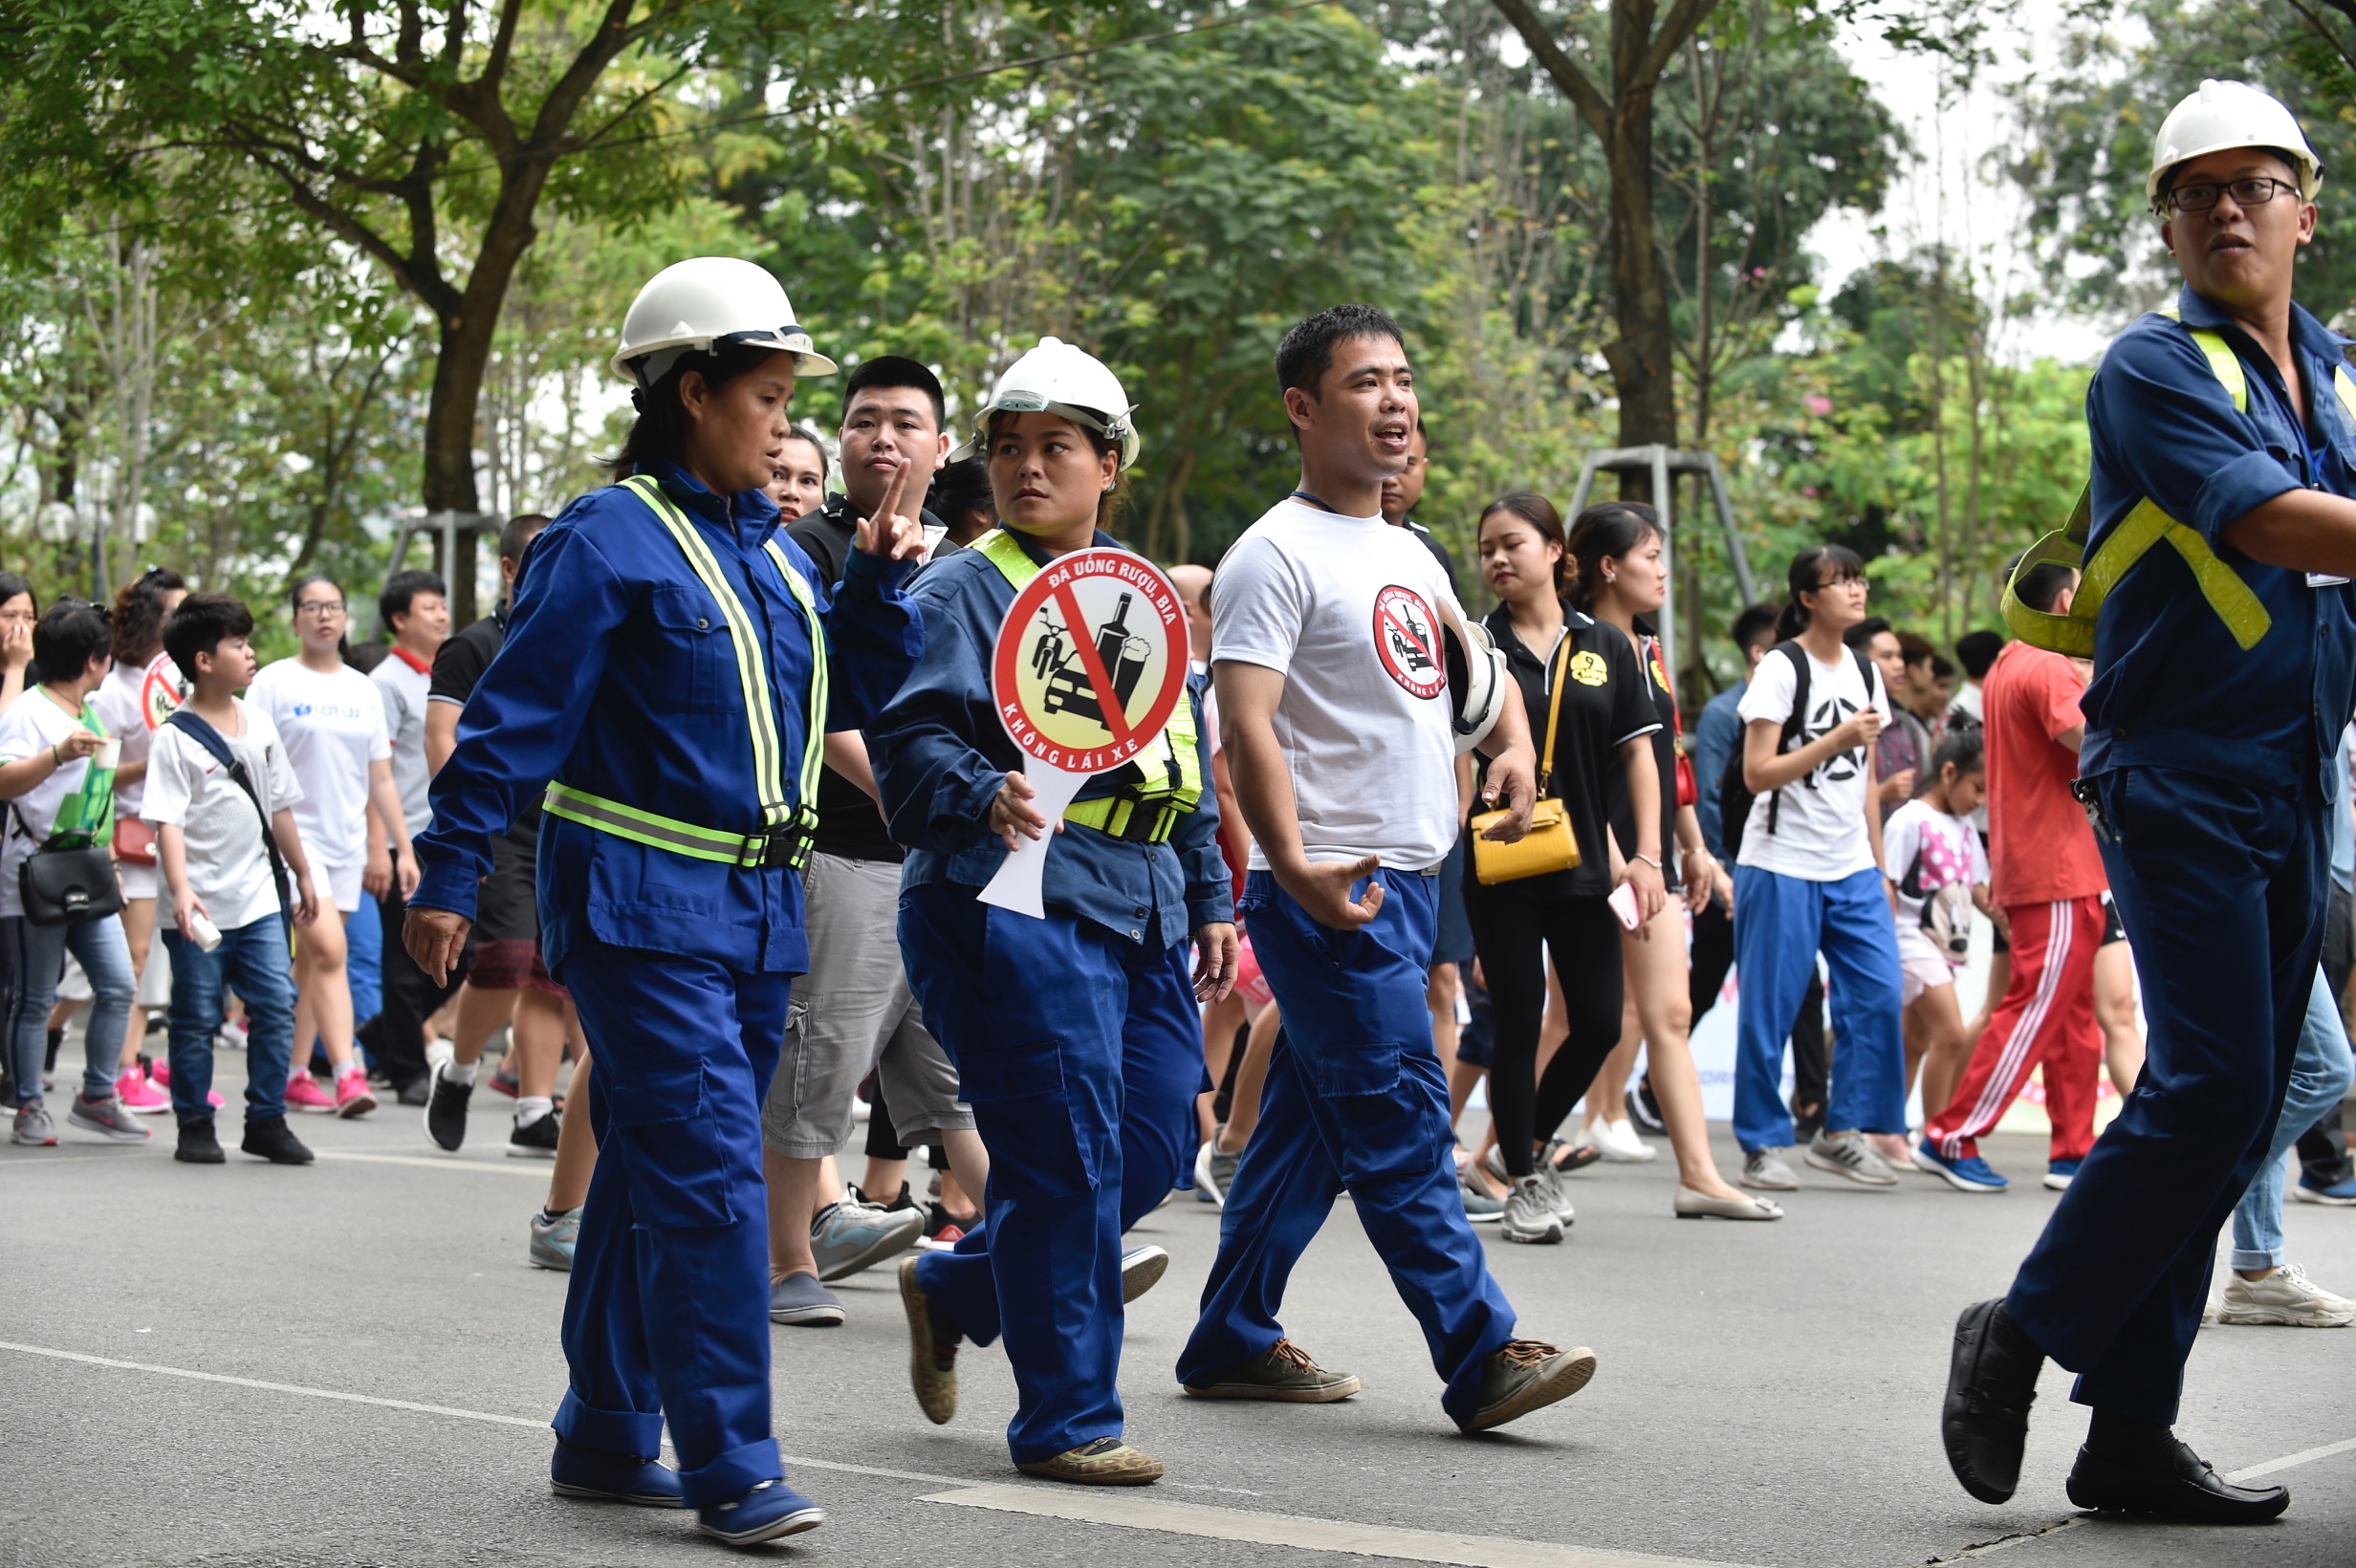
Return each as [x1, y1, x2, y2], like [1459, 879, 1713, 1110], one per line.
[611, 256, 838, 388]
[1439, 599, 1508, 756]
[955, 336, 1140, 468]
[2147, 78, 2323, 213]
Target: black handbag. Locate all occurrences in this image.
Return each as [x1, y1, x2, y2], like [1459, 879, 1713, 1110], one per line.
[11, 803, 123, 926]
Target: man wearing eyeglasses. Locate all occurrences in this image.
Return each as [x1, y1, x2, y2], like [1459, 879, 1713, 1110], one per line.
[1942, 80, 2356, 1525]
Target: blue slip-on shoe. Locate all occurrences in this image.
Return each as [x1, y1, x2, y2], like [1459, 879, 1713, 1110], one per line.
[696, 1478, 824, 1544]
[769, 1271, 846, 1326]
[1915, 1139, 2008, 1193]
[2042, 1160, 2082, 1191]
[2293, 1173, 2356, 1206]
[550, 1440, 685, 1508]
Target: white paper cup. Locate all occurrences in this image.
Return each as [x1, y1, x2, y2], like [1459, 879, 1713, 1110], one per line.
[96, 737, 121, 771]
[185, 911, 222, 953]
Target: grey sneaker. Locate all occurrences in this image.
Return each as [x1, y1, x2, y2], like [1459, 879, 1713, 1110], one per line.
[1194, 1134, 1240, 1209]
[1459, 1339, 1598, 1432]
[69, 1093, 151, 1142]
[1458, 1165, 1505, 1223]
[1501, 1175, 1564, 1244]
[768, 1270, 846, 1326]
[1481, 1145, 1574, 1224]
[530, 1206, 580, 1271]
[812, 1197, 924, 1281]
[1181, 1338, 1360, 1401]
[1806, 1129, 1900, 1187]
[11, 1101, 57, 1145]
[1740, 1147, 1799, 1190]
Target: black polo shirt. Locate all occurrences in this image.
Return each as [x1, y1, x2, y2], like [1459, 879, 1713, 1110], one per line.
[1470, 603, 1660, 899]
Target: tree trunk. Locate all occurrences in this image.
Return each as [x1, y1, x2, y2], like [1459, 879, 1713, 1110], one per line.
[1603, 89, 1677, 499]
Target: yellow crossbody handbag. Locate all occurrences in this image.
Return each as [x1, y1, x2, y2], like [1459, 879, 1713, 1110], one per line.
[1470, 626, 1582, 884]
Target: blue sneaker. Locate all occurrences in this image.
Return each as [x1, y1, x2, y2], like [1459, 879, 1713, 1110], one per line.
[2042, 1160, 2082, 1191]
[696, 1478, 824, 1544]
[2293, 1173, 2356, 1206]
[1914, 1139, 2008, 1193]
[549, 1440, 684, 1508]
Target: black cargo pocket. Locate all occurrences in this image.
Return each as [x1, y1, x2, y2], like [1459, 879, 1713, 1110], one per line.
[955, 1040, 1096, 1198]
[608, 1062, 740, 1229]
[648, 584, 731, 713]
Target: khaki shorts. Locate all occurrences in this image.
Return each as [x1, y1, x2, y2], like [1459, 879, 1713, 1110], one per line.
[760, 851, 971, 1157]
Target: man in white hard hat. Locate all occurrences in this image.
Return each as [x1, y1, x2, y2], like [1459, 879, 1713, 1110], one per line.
[406, 256, 926, 1545]
[1942, 80, 2356, 1524]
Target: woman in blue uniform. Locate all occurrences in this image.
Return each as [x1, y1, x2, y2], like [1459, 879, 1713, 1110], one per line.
[406, 257, 924, 1546]
[868, 338, 1237, 1486]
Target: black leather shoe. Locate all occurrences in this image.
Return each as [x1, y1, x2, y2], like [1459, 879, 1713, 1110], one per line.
[176, 1119, 226, 1165]
[1943, 1298, 2043, 1503]
[241, 1116, 316, 1165]
[2067, 1433, 2287, 1522]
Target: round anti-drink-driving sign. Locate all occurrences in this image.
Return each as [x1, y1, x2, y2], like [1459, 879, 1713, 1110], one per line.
[991, 547, 1189, 774]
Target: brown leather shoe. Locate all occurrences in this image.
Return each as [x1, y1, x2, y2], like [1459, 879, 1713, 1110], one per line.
[1015, 1437, 1165, 1485]
[898, 1256, 959, 1425]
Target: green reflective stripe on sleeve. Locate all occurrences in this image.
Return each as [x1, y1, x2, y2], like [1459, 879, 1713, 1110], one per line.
[622, 475, 789, 826]
[764, 539, 827, 814]
[543, 783, 753, 863]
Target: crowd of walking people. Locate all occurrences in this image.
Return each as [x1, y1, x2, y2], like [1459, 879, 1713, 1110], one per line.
[6, 241, 2353, 1539]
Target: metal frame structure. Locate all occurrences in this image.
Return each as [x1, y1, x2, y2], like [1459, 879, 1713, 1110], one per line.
[381, 510, 493, 638]
[1564, 446, 1758, 686]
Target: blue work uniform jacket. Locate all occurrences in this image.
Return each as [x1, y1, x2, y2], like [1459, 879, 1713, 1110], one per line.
[867, 529, 1233, 947]
[2081, 286, 2356, 800]
[412, 460, 923, 974]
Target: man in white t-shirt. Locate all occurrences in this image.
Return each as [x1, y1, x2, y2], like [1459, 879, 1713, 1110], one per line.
[1731, 546, 1909, 1192]
[1177, 305, 1596, 1437]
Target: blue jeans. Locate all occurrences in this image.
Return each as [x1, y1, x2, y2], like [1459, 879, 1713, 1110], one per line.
[5, 914, 136, 1105]
[161, 916, 295, 1126]
[1729, 864, 1907, 1153]
[2230, 968, 2356, 1270]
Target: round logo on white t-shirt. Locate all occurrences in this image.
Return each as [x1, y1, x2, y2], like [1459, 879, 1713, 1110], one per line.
[1371, 585, 1444, 700]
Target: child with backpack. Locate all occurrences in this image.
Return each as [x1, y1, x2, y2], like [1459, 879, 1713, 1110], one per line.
[143, 592, 323, 1165]
[1883, 730, 1996, 1145]
[1727, 544, 1908, 1194]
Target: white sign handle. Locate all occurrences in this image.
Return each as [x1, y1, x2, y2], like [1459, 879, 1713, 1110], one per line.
[976, 762, 1091, 920]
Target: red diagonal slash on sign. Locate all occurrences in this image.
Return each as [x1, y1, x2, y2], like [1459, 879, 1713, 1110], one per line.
[1381, 596, 1434, 664]
[1051, 582, 1135, 748]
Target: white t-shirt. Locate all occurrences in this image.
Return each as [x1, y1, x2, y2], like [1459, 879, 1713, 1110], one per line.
[142, 701, 302, 932]
[370, 651, 432, 839]
[247, 659, 389, 873]
[1734, 642, 1887, 881]
[1883, 798, 1988, 941]
[0, 691, 107, 920]
[91, 650, 185, 819]
[1212, 496, 1461, 870]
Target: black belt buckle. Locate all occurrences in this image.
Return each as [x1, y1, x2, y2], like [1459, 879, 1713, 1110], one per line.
[1115, 800, 1164, 844]
[757, 820, 816, 870]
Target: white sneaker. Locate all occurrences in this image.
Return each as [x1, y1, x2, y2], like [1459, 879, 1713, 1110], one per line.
[2214, 1263, 2356, 1327]
[425, 1035, 456, 1071]
[1500, 1175, 1564, 1244]
[1595, 1118, 1657, 1164]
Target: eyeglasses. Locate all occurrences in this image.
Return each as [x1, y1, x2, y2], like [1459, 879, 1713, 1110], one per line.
[294, 599, 346, 618]
[2165, 177, 2301, 214]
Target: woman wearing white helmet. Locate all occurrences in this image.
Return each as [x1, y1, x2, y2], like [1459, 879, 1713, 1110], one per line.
[404, 256, 926, 1545]
[867, 337, 1238, 1486]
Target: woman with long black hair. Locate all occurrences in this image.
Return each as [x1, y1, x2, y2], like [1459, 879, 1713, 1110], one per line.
[1566, 501, 1774, 1219]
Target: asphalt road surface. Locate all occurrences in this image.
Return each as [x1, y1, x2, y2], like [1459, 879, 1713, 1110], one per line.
[8, 1073, 2354, 1568]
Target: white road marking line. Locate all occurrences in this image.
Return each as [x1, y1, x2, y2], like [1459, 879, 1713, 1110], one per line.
[2228, 1432, 2356, 1481]
[922, 1484, 1762, 1568]
[315, 1149, 546, 1177]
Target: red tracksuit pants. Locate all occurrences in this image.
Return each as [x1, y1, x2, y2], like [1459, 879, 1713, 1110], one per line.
[1926, 895, 2106, 1163]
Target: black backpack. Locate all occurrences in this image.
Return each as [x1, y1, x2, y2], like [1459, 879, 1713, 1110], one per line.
[1717, 640, 1878, 860]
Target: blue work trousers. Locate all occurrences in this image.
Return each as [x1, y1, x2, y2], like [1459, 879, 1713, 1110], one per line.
[1730, 863, 1907, 1153]
[2230, 968, 2355, 1270]
[2008, 767, 2325, 1424]
[900, 885, 1202, 1466]
[553, 941, 787, 1507]
[160, 917, 294, 1127]
[1179, 869, 1516, 1429]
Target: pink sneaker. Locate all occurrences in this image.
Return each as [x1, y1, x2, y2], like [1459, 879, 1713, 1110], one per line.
[285, 1073, 336, 1113]
[116, 1070, 171, 1113]
[334, 1072, 378, 1119]
[148, 1058, 172, 1089]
